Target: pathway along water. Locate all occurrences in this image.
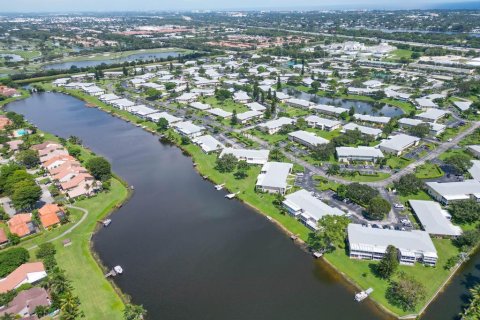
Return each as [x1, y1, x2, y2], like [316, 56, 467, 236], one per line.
[5, 92, 472, 320]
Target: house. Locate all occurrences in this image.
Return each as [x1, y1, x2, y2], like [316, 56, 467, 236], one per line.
[453, 100, 472, 112]
[245, 102, 266, 112]
[378, 134, 420, 156]
[192, 135, 225, 153]
[255, 162, 293, 195]
[336, 146, 384, 163]
[258, 117, 295, 134]
[469, 160, 480, 181]
[42, 155, 76, 171]
[8, 213, 35, 237]
[220, 148, 269, 165]
[233, 91, 251, 103]
[127, 105, 158, 119]
[415, 98, 438, 110]
[425, 180, 480, 205]
[288, 130, 329, 149]
[304, 115, 341, 131]
[283, 189, 344, 230]
[109, 99, 135, 110]
[175, 93, 198, 103]
[6, 140, 23, 152]
[342, 123, 382, 138]
[207, 108, 232, 119]
[311, 104, 348, 116]
[0, 262, 47, 293]
[398, 118, 446, 136]
[0, 86, 19, 97]
[60, 173, 97, 199]
[416, 108, 449, 123]
[173, 121, 205, 138]
[38, 203, 63, 229]
[147, 112, 182, 125]
[409, 200, 462, 237]
[99, 93, 120, 102]
[236, 110, 263, 124]
[189, 102, 211, 111]
[0, 287, 50, 318]
[83, 85, 104, 96]
[285, 98, 312, 109]
[347, 224, 437, 266]
[353, 114, 391, 125]
[468, 145, 480, 158]
[0, 116, 12, 130]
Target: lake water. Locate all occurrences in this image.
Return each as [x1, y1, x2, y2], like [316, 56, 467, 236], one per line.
[284, 88, 404, 117]
[0, 53, 23, 62]
[7, 92, 390, 320]
[42, 51, 181, 70]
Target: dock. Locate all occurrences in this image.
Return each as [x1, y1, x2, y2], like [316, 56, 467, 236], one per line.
[215, 183, 225, 191]
[102, 219, 112, 227]
[312, 251, 323, 258]
[355, 288, 373, 302]
[105, 265, 123, 278]
[225, 192, 239, 199]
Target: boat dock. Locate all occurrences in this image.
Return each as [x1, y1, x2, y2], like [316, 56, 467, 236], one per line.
[215, 183, 225, 191]
[225, 192, 239, 199]
[102, 219, 112, 227]
[105, 265, 123, 278]
[355, 288, 373, 302]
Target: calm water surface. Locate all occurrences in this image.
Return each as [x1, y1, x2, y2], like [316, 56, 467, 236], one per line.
[7, 92, 471, 320]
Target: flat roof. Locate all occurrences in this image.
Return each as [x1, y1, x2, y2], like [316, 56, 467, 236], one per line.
[174, 121, 205, 134]
[207, 108, 232, 118]
[147, 112, 181, 124]
[237, 110, 263, 121]
[469, 160, 480, 181]
[193, 135, 225, 152]
[256, 162, 293, 189]
[379, 134, 419, 151]
[336, 146, 384, 158]
[220, 148, 269, 160]
[245, 102, 266, 112]
[426, 180, 480, 200]
[305, 115, 341, 127]
[288, 130, 329, 146]
[311, 104, 348, 115]
[343, 123, 382, 136]
[128, 105, 157, 116]
[260, 117, 295, 130]
[409, 200, 462, 236]
[284, 189, 344, 221]
[416, 108, 449, 121]
[348, 224, 437, 258]
[190, 102, 211, 110]
[354, 114, 391, 124]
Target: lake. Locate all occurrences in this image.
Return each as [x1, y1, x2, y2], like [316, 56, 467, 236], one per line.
[42, 51, 181, 70]
[6, 92, 473, 320]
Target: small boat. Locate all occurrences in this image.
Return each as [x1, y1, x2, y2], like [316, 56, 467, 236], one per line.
[266, 216, 273, 221]
[355, 288, 373, 302]
[312, 251, 323, 258]
[102, 219, 112, 227]
[203, 175, 209, 180]
[225, 192, 239, 199]
[215, 183, 225, 191]
[290, 235, 298, 241]
[130, 185, 135, 190]
[114, 265, 123, 274]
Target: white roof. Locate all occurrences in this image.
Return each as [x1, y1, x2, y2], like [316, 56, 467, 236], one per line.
[336, 146, 384, 158]
[147, 112, 182, 124]
[398, 118, 423, 126]
[379, 134, 419, 152]
[192, 135, 225, 153]
[190, 102, 211, 110]
[237, 110, 263, 121]
[348, 224, 437, 258]
[416, 108, 449, 121]
[286, 98, 312, 108]
[469, 160, 480, 181]
[110, 99, 135, 108]
[409, 200, 462, 236]
[453, 100, 472, 111]
[127, 105, 157, 116]
[174, 121, 205, 135]
[354, 114, 391, 124]
[233, 91, 250, 101]
[288, 130, 329, 146]
[220, 148, 269, 162]
[245, 102, 267, 112]
[343, 123, 382, 137]
[426, 180, 480, 201]
[305, 115, 341, 128]
[256, 162, 293, 190]
[260, 117, 295, 130]
[207, 108, 232, 118]
[275, 91, 290, 100]
[283, 189, 344, 221]
[176, 93, 198, 101]
[311, 104, 348, 115]
[99, 93, 120, 101]
[468, 145, 480, 155]
[415, 98, 438, 108]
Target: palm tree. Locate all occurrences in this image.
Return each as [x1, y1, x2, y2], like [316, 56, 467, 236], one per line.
[124, 304, 147, 320]
[60, 293, 84, 320]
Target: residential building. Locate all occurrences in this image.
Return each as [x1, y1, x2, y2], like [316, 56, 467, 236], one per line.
[236, 110, 263, 124]
[245, 102, 266, 112]
[189, 102, 211, 111]
[416, 108, 449, 123]
[347, 224, 437, 266]
[288, 130, 329, 149]
[353, 114, 391, 125]
[259, 117, 295, 134]
[233, 91, 251, 103]
[192, 135, 225, 153]
[175, 92, 198, 103]
[147, 112, 182, 124]
[409, 200, 462, 237]
[469, 160, 480, 181]
[220, 148, 269, 165]
[305, 115, 341, 131]
[0, 287, 50, 319]
[38, 204, 63, 229]
[256, 162, 293, 195]
[311, 104, 348, 116]
[283, 189, 344, 230]
[342, 123, 382, 138]
[378, 134, 420, 156]
[8, 214, 35, 237]
[336, 146, 384, 163]
[207, 108, 232, 118]
[173, 121, 205, 138]
[285, 98, 312, 109]
[425, 180, 480, 204]
[0, 262, 47, 293]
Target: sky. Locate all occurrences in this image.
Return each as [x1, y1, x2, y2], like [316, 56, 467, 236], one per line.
[1, 0, 479, 12]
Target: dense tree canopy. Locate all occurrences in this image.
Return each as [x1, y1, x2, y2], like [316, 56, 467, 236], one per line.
[85, 156, 111, 181]
[387, 272, 426, 311]
[307, 215, 350, 252]
[376, 245, 399, 279]
[393, 174, 423, 196]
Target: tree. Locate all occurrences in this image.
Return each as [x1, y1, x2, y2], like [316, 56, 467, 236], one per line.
[326, 164, 340, 176]
[269, 147, 283, 161]
[345, 183, 379, 205]
[462, 284, 480, 319]
[0, 247, 29, 277]
[376, 245, 399, 279]
[11, 180, 42, 210]
[164, 82, 176, 91]
[276, 76, 282, 90]
[366, 196, 391, 220]
[230, 109, 238, 126]
[215, 154, 237, 173]
[296, 118, 307, 130]
[156, 118, 169, 132]
[444, 154, 473, 174]
[36, 242, 56, 259]
[393, 174, 423, 196]
[408, 123, 430, 138]
[145, 88, 161, 100]
[15, 149, 39, 168]
[449, 199, 480, 224]
[307, 215, 350, 252]
[124, 304, 147, 320]
[234, 160, 249, 179]
[85, 157, 111, 181]
[310, 81, 320, 92]
[453, 229, 480, 250]
[387, 272, 426, 311]
[122, 66, 128, 76]
[215, 88, 232, 101]
[60, 292, 84, 320]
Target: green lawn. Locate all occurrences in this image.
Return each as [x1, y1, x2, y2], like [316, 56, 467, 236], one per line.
[397, 190, 432, 206]
[249, 128, 288, 145]
[202, 97, 249, 113]
[415, 163, 444, 179]
[0, 50, 41, 60]
[386, 156, 412, 169]
[439, 123, 472, 142]
[384, 49, 414, 62]
[305, 127, 342, 140]
[338, 172, 391, 182]
[325, 238, 459, 317]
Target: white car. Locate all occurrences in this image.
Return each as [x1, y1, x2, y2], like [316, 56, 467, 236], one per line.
[394, 203, 405, 209]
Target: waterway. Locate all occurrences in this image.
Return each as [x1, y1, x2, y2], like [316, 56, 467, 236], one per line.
[42, 51, 181, 70]
[5, 92, 476, 320]
[283, 88, 404, 117]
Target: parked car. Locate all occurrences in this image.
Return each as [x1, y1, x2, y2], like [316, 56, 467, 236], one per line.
[394, 203, 405, 209]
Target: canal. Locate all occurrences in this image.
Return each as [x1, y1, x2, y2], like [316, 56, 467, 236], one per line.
[5, 92, 475, 320]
